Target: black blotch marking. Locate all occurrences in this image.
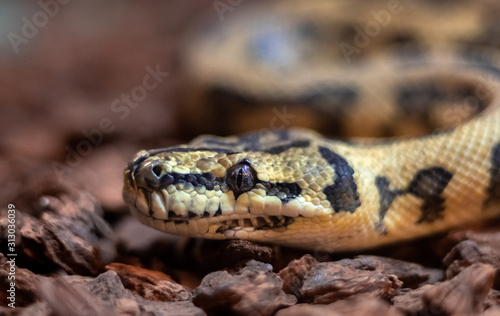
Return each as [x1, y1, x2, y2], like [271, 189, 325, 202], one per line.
[375, 176, 404, 230]
[408, 167, 453, 223]
[318, 146, 361, 213]
[263, 181, 302, 203]
[146, 171, 219, 193]
[485, 142, 500, 205]
[185, 174, 197, 185]
[160, 174, 174, 187]
[263, 140, 311, 155]
[376, 167, 454, 228]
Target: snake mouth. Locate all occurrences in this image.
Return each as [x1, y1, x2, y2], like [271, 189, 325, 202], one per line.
[214, 215, 294, 233]
[126, 185, 295, 236]
[148, 211, 294, 234]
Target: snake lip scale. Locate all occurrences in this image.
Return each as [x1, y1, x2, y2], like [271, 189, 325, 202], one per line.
[123, 1, 500, 252]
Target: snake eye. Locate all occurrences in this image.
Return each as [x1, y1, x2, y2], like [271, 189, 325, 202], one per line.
[226, 162, 257, 194]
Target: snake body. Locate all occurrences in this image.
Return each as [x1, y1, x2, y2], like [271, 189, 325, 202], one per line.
[123, 1, 500, 251]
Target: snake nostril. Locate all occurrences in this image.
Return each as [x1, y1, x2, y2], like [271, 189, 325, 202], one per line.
[152, 165, 163, 178]
[132, 160, 165, 190]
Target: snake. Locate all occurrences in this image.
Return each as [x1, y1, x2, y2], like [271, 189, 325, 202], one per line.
[122, 0, 500, 252]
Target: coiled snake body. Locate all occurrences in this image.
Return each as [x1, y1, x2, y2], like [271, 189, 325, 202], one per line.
[123, 1, 500, 251]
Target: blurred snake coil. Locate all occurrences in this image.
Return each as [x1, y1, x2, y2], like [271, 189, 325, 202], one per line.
[123, 1, 500, 251]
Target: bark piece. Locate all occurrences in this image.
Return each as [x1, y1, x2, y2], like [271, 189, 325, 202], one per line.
[0, 171, 112, 275]
[352, 255, 444, 288]
[278, 254, 319, 298]
[279, 254, 439, 304]
[192, 260, 296, 316]
[106, 262, 190, 302]
[393, 263, 496, 315]
[300, 260, 402, 304]
[278, 255, 403, 304]
[443, 231, 500, 282]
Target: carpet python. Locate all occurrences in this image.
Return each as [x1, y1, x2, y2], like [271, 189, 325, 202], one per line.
[123, 0, 500, 251]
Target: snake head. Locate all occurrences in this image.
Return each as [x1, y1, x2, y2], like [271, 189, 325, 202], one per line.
[122, 129, 335, 242]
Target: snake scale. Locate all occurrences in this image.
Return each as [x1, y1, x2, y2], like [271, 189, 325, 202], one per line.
[123, 0, 500, 251]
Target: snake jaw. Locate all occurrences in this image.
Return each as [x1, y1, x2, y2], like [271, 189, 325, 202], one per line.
[127, 186, 297, 237]
[213, 215, 295, 236]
